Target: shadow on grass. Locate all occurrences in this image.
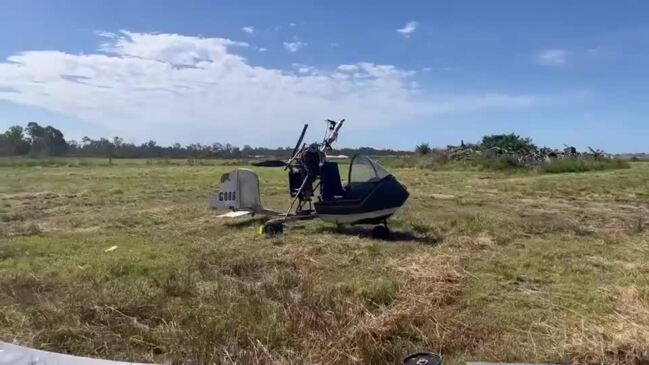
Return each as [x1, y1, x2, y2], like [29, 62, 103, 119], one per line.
[317, 225, 442, 245]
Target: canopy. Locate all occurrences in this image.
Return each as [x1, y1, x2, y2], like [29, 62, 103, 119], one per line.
[348, 155, 391, 184]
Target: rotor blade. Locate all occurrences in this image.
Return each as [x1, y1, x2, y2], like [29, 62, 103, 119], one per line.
[290, 124, 308, 160]
[325, 154, 349, 161]
[251, 160, 287, 167]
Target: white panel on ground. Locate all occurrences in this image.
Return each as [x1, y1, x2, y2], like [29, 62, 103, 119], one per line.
[217, 210, 253, 218]
[0, 342, 154, 365]
[467, 362, 559, 365]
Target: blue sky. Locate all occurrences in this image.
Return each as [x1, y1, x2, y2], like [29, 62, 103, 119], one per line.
[0, 0, 647, 152]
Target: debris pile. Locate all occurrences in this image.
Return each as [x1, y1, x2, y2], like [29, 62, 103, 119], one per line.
[440, 134, 610, 167]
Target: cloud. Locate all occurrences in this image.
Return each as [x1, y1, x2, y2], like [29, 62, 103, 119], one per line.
[292, 64, 317, 75]
[283, 41, 306, 53]
[94, 30, 117, 39]
[536, 49, 567, 66]
[242, 26, 254, 34]
[99, 31, 248, 66]
[258, 47, 267, 52]
[337, 64, 358, 72]
[397, 21, 418, 38]
[0, 31, 536, 146]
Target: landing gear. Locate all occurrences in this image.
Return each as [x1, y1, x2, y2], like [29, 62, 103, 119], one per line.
[261, 221, 284, 238]
[259, 212, 318, 238]
[371, 223, 390, 239]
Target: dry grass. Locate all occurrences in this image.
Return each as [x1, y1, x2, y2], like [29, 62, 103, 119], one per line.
[567, 286, 649, 364]
[1, 159, 649, 364]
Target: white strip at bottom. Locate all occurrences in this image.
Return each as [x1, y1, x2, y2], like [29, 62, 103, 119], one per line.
[318, 207, 398, 224]
[217, 210, 254, 218]
[0, 342, 153, 365]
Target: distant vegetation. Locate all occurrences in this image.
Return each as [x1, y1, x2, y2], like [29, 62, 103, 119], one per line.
[0, 124, 637, 173]
[539, 157, 630, 173]
[414, 142, 431, 155]
[0, 123, 406, 160]
[407, 133, 631, 173]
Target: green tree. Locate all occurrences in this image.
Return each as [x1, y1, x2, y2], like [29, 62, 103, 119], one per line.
[24, 122, 67, 156]
[415, 142, 431, 155]
[481, 133, 535, 152]
[0, 125, 31, 155]
[26, 122, 46, 155]
[44, 125, 67, 155]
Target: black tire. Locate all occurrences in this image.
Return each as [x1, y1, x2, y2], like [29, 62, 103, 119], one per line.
[371, 225, 390, 239]
[264, 222, 284, 238]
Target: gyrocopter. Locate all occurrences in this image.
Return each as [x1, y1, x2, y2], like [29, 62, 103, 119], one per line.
[210, 119, 409, 238]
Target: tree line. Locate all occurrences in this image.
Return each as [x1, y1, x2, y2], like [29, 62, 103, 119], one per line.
[0, 123, 407, 159]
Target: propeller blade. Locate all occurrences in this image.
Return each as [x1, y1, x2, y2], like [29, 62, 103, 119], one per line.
[251, 160, 287, 167]
[290, 124, 308, 160]
[284, 123, 309, 170]
[325, 154, 349, 161]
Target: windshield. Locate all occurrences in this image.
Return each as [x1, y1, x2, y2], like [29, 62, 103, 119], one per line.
[348, 155, 392, 184]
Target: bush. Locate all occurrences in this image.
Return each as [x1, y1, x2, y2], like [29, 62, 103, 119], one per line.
[478, 154, 523, 171]
[389, 153, 457, 170]
[539, 157, 630, 174]
[415, 143, 431, 155]
[481, 133, 536, 152]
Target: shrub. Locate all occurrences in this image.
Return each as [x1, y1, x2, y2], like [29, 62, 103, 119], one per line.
[414, 143, 431, 155]
[539, 157, 630, 173]
[481, 133, 536, 152]
[478, 154, 523, 170]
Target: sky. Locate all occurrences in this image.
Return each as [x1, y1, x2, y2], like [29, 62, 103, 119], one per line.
[0, 0, 648, 152]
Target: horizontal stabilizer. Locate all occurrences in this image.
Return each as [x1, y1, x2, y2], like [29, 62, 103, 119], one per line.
[211, 169, 277, 216]
[325, 154, 349, 161]
[251, 160, 287, 167]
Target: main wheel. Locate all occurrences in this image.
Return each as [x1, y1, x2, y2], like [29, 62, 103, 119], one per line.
[263, 222, 284, 238]
[402, 352, 442, 365]
[371, 225, 390, 239]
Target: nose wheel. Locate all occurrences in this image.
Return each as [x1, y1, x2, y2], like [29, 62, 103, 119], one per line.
[260, 221, 284, 237]
[371, 223, 390, 239]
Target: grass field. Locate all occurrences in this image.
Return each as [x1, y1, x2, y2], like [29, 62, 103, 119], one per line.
[1, 158, 649, 364]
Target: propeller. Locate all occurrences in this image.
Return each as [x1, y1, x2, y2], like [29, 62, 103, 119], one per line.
[284, 123, 309, 170]
[251, 160, 287, 167]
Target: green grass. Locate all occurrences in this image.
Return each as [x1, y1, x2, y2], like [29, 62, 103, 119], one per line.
[1, 159, 649, 364]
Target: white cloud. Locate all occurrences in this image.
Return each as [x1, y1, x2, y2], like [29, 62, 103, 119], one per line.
[397, 21, 418, 38]
[536, 49, 567, 66]
[99, 31, 248, 66]
[337, 64, 358, 72]
[0, 31, 536, 145]
[292, 64, 317, 75]
[283, 41, 306, 53]
[258, 47, 267, 52]
[242, 26, 254, 34]
[94, 30, 116, 39]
